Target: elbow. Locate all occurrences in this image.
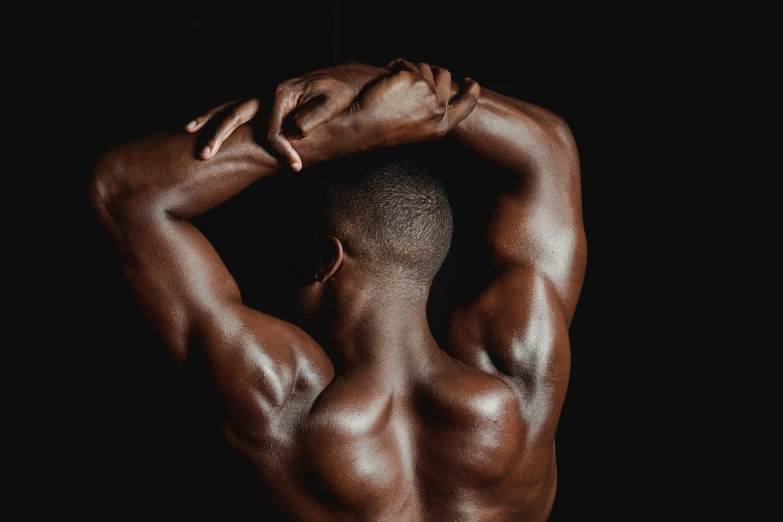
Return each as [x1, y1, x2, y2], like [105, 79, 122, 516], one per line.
[88, 146, 125, 215]
[88, 145, 154, 224]
[547, 114, 579, 164]
[87, 174, 109, 220]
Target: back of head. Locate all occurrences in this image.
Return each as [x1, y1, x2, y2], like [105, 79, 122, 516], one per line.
[301, 147, 453, 289]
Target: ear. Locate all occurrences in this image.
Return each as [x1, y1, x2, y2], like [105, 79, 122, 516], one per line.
[313, 236, 344, 283]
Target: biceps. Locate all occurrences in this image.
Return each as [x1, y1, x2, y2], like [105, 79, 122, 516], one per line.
[121, 211, 241, 362]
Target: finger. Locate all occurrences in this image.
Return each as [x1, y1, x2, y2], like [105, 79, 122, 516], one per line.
[384, 58, 405, 70]
[201, 99, 260, 159]
[285, 95, 341, 139]
[446, 78, 481, 128]
[416, 63, 436, 89]
[185, 99, 237, 132]
[386, 59, 420, 88]
[395, 59, 419, 74]
[385, 58, 418, 73]
[431, 66, 453, 102]
[266, 85, 302, 171]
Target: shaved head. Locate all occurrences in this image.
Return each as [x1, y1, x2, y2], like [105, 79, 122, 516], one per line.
[301, 147, 453, 287]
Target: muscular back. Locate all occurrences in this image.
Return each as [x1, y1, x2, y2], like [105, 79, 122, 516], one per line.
[209, 337, 555, 521]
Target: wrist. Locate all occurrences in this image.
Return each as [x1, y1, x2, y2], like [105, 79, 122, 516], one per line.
[291, 109, 365, 168]
[449, 79, 483, 138]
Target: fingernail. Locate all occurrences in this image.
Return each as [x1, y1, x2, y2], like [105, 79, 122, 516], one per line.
[186, 120, 198, 130]
[201, 145, 211, 157]
[291, 162, 302, 172]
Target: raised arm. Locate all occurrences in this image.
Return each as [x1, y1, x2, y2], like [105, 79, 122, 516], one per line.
[451, 88, 585, 311]
[88, 65, 393, 364]
[90, 125, 280, 358]
[441, 78, 586, 441]
[89, 122, 348, 443]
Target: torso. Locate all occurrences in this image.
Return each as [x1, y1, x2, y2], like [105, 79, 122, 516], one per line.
[221, 347, 559, 521]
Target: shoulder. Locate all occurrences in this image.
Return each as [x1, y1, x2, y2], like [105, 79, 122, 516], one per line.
[419, 360, 522, 428]
[201, 308, 333, 440]
[415, 361, 525, 483]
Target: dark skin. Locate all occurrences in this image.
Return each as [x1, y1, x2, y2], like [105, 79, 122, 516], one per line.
[90, 60, 585, 521]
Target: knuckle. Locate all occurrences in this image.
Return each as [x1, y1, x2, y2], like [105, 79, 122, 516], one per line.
[228, 107, 243, 123]
[412, 75, 429, 89]
[310, 78, 330, 90]
[435, 67, 451, 85]
[292, 116, 308, 136]
[274, 82, 289, 96]
[321, 96, 338, 111]
[397, 71, 417, 86]
[434, 120, 450, 138]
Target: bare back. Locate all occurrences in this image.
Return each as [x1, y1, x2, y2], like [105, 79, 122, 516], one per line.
[207, 335, 558, 521]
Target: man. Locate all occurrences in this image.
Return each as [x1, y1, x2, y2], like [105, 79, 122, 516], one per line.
[90, 59, 585, 520]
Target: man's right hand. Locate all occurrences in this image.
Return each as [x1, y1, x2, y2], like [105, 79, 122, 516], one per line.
[353, 58, 480, 150]
[186, 60, 479, 168]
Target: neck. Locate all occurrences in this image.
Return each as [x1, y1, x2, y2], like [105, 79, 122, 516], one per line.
[319, 280, 440, 384]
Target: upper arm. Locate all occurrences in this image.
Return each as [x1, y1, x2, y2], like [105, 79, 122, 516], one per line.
[446, 265, 572, 441]
[443, 97, 586, 398]
[484, 118, 585, 317]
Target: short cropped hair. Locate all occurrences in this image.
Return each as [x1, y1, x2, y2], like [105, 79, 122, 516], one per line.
[303, 147, 453, 286]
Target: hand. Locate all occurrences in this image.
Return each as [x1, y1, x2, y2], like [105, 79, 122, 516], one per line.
[184, 62, 387, 168]
[349, 58, 480, 149]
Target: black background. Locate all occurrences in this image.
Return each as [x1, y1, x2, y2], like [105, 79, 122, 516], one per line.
[53, 1, 727, 519]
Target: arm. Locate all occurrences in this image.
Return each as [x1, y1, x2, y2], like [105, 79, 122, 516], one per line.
[443, 84, 586, 434]
[450, 87, 585, 315]
[88, 66, 407, 362]
[88, 124, 341, 438]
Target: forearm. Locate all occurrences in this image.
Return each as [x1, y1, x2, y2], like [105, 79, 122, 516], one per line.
[89, 112, 355, 223]
[89, 125, 279, 222]
[289, 110, 368, 168]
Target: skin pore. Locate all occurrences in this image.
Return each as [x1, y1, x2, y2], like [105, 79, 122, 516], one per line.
[90, 59, 585, 521]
